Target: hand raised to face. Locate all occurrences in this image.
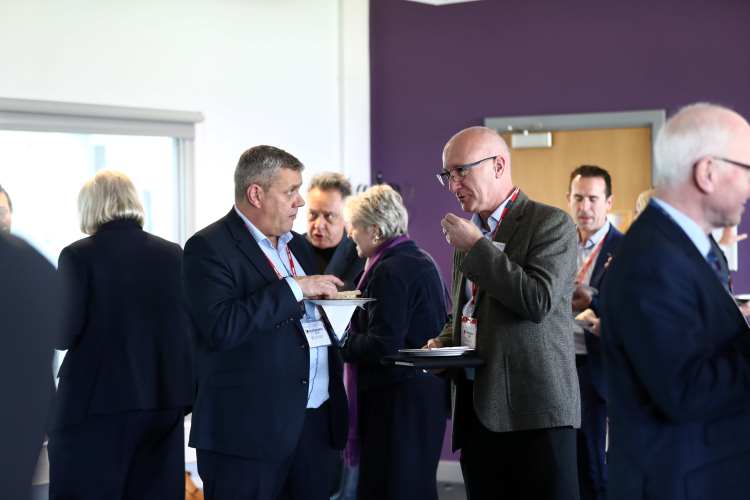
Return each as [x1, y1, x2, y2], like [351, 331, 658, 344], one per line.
[440, 213, 483, 251]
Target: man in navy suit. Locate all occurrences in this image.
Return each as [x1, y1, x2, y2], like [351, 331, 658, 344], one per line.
[601, 103, 750, 500]
[183, 146, 348, 500]
[567, 165, 623, 500]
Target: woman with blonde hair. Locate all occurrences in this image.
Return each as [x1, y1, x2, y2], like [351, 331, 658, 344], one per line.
[341, 184, 448, 500]
[48, 170, 193, 500]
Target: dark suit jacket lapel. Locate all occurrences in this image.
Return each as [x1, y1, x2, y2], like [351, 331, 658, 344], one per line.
[289, 234, 316, 276]
[224, 209, 278, 284]
[590, 226, 619, 288]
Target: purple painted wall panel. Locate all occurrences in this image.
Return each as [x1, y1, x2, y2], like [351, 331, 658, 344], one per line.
[370, 0, 750, 290]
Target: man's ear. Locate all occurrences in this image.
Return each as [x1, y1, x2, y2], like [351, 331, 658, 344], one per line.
[495, 156, 506, 178]
[246, 184, 264, 208]
[693, 157, 717, 194]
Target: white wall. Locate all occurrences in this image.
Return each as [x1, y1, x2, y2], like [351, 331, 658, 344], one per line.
[0, 0, 370, 234]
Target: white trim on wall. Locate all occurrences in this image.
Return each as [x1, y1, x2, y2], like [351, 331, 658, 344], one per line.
[0, 97, 203, 139]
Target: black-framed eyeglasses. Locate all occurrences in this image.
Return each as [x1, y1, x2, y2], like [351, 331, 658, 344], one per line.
[713, 157, 750, 171]
[436, 155, 497, 187]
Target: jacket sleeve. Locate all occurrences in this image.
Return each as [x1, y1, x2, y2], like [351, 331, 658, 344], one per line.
[57, 245, 89, 350]
[182, 233, 304, 352]
[342, 265, 410, 365]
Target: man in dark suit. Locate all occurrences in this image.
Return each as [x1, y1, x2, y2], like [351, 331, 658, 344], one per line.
[304, 172, 364, 290]
[0, 233, 59, 499]
[183, 146, 348, 500]
[601, 103, 750, 500]
[567, 165, 623, 500]
[428, 126, 580, 500]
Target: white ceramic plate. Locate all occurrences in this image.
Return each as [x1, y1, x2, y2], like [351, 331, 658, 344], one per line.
[308, 298, 376, 307]
[398, 347, 474, 357]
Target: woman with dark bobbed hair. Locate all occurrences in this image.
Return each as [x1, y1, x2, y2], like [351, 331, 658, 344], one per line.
[48, 170, 193, 500]
[341, 184, 448, 500]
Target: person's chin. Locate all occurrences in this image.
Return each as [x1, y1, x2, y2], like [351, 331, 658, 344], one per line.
[459, 200, 475, 213]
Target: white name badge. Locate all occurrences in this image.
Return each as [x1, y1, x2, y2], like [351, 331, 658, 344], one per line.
[461, 315, 477, 349]
[301, 319, 332, 348]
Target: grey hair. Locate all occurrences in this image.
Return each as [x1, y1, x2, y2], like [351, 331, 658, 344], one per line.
[78, 170, 144, 235]
[653, 102, 734, 188]
[308, 171, 352, 198]
[234, 145, 304, 202]
[344, 184, 408, 240]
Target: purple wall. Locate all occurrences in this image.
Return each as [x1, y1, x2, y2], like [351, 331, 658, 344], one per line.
[370, 0, 750, 291]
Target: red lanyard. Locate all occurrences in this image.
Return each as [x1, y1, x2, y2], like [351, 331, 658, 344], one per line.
[469, 187, 520, 304]
[574, 236, 606, 284]
[265, 245, 298, 279]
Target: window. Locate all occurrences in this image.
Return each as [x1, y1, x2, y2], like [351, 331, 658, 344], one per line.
[0, 97, 202, 262]
[0, 97, 202, 378]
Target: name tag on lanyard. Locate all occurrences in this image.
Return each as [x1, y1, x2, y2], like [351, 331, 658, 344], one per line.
[461, 289, 477, 349]
[301, 319, 331, 348]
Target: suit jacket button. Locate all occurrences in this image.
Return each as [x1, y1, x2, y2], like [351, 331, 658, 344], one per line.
[300, 344, 306, 349]
[301, 379, 308, 385]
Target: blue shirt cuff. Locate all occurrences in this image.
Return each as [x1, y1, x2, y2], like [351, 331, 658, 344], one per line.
[285, 277, 304, 302]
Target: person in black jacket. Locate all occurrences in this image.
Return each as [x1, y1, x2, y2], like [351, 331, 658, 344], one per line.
[183, 146, 348, 500]
[48, 170, 193, 500]
[0, 233, 60, 500]
[341, 184, 448, 500]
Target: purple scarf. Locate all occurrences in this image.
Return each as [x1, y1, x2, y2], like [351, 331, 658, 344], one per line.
[343, 235, 410, 467]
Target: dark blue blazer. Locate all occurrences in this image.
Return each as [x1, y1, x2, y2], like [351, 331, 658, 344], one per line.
[584, 224, 623, 399]
[601, 203, 750, 500]
[342, 240, 449, 390]
[183, 209, 347, 461]
[52, 219, 193, 430]
[0, 234, 60, 500]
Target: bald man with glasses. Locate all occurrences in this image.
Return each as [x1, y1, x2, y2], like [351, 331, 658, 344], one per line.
[427, 126, 581, 500]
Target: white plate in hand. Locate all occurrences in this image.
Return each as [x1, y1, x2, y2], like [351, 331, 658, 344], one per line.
[398, 347, 474, 357]
[308, 298, 376, 307]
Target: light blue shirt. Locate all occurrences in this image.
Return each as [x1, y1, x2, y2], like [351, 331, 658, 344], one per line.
[577, 221, 611, 284]
[234, 206, 329, 408]
[651, 198, 711, 259]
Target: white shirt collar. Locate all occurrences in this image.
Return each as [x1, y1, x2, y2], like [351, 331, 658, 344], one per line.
[233, 205, 293, 248]
[579, 221, 611, 250]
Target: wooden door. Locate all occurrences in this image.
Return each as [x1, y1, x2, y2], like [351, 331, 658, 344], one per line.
[501, 127, 652, 232]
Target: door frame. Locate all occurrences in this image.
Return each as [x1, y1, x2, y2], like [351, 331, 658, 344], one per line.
[484, 109, 665, 182]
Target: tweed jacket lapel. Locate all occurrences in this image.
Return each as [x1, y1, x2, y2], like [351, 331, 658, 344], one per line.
[472, 190, 529, 307]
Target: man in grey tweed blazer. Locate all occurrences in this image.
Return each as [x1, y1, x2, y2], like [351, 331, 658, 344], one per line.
[429, 126, 580, 500]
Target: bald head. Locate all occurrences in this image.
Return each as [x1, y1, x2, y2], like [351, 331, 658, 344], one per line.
[441, 126, 514, 219]
[443, 126, 510, 168]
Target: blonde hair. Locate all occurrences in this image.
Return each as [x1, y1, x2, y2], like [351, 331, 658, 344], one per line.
[78, 170, 144, 235]
[344, 184, 408, 240]
[634, 188, 654, 218]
